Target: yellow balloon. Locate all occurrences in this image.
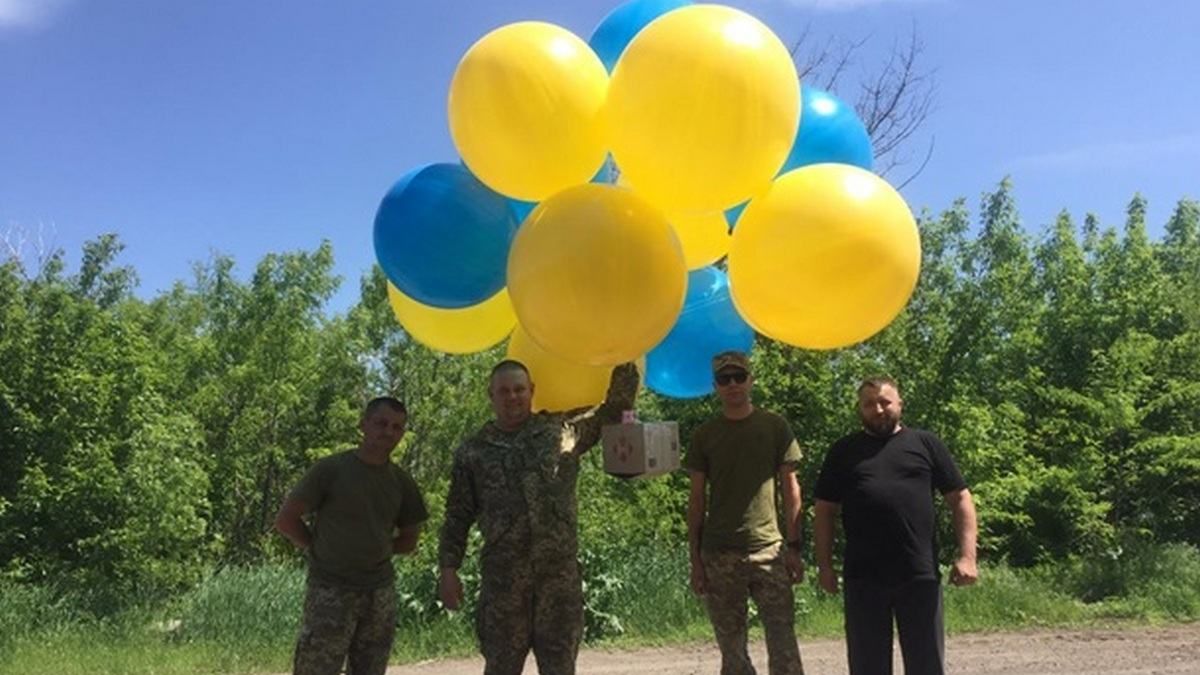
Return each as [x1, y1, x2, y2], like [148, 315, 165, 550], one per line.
[448, 22, 609, 202]
[606, 5, 800, 212]
[507, 184, 687, 366]
[507, 325, 644, 412]
[615, 172, 729, 269]
[669, 211, 731, 269]
[387, 283, 515, 354]
[727, 164, 921, 349]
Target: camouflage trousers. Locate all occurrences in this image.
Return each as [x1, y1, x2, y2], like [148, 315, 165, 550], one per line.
[292, 581, 396, 675]
[477, 554, 583, 675]
[701, 542, 805, 675]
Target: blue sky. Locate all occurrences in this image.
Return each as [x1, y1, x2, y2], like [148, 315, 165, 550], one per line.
[2, 0, 1197, 312]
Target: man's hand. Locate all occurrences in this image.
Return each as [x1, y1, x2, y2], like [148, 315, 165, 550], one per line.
[944, 488, 978, 587]
[813, 499, 841, 594]
[818, 566, 839, 594]
[439, 567, 464, 610]
[783, 548, 805, 584]
[274, 497, 312, 551]
[689, 558, 707, 596]
[392, 525, 421, 556]
[949, 556, 979, 586]
[613, 361, 639, 382]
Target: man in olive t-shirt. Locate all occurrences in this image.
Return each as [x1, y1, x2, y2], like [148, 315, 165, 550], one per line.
[275, 396, 429, 675]
[685, 351, 806, 675]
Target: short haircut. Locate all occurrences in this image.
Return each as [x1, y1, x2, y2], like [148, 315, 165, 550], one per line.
[490, 359, 531, 382]
[363, 396, 407, 417]
[857, 376, 900, 397]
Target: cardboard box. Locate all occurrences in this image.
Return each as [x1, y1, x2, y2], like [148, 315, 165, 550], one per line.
[601, 421, 681, 479]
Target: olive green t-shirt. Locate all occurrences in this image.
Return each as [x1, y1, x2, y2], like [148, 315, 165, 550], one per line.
[291, 450, 428, 589]
[684, 409, 802, 552]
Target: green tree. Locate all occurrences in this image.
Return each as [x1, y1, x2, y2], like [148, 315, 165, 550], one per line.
[163, 243, 366, 562]
[0, 240, 210, 609]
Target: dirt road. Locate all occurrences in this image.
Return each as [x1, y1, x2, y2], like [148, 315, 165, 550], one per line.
[386, 624, 1200, 674]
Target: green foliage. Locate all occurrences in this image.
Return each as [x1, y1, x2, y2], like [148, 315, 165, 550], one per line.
[0, 580, 77, 656]
[1, 181, 1199, 666]
[7, 546, 1200, 674]
[0, 245, 212, 611]
[943, 564, 1087, 631]
[172, 563, 305, 646]
[1046, 542, 1200, 621]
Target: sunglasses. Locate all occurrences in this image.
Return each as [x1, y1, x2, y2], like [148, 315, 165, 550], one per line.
[715, 371, 749, 386]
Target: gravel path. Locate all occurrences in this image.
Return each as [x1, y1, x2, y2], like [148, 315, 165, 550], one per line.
[383, 624, 1200, 674]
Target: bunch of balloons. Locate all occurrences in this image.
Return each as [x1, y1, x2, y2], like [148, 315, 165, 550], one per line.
[373, 0, 921, 405]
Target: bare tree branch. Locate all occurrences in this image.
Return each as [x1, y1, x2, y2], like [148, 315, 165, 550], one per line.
[855, 26, 936, 180]
[896, 135, 936, 190]
[791, 26, 869, 91]
[2, 220, 57, 277]
[789, 22, 936, 183]
[2, 221, 28, 262]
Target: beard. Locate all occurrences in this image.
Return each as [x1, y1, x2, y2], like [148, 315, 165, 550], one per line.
[862, 413, 900, 437]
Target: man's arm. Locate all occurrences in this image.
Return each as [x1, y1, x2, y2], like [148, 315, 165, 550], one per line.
[274, 496, 312, 551]
[944, 487, 979, 586]
[392, 468, 429, 557]
[392, 524, 422, 556]
[687, 470, 708, 595]
[567, 362, 640, 455]
[437, 451, 477, 610]
[814, 498, 840, 594]
[779, 467, 804, 583]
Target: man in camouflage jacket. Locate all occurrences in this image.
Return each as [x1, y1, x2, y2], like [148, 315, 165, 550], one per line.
[438, 359, 639, 675]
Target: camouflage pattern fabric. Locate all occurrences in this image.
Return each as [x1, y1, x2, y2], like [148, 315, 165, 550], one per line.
[475, 552, 583, 675]
[292, 581, 396, 675]
[701, 542, 805, 675]
[439, 364, 639, 674]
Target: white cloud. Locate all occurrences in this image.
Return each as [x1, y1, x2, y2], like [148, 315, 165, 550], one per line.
[1008, 133, 1200, 173]
[0, 0, 73, 30]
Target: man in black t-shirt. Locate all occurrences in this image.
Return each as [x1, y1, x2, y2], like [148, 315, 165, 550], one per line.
[814, 377, 977, 675]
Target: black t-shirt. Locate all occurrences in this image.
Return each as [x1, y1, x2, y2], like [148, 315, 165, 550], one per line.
[814, 427, 967, 585]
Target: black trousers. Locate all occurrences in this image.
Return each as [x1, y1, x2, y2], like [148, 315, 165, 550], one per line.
[843, 578, 944, 675]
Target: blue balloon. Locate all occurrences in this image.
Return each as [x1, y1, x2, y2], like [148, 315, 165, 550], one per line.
[646, 267, 755, 399]
[373, 163, 517, 309]
[589, 0, 692, 72]
[508, 198, 537, 225]
[781, 86, 874, 173]
[725, 201, 748, 230]
[591, 154, 617, 185]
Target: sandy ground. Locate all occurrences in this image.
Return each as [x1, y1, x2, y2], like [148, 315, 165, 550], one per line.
[383, 624, 1200, 674]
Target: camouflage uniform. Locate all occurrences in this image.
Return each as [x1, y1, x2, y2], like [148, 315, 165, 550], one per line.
[287, 450, 428, 675]
[702, 541, 805, 675]
[685, 361, 805, 675]
[293, 582, 396, 675]
[439, 364, 639, 675]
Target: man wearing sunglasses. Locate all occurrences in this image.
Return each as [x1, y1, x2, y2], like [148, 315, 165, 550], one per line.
[685, 350, 806, 675]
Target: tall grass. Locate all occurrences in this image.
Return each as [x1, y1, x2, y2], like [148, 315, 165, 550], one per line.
[173, 563, 305, 646]
[3, 542, 1199, 675]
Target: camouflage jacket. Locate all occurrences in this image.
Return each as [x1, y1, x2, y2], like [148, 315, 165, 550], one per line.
[437, 364, 639, 569]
